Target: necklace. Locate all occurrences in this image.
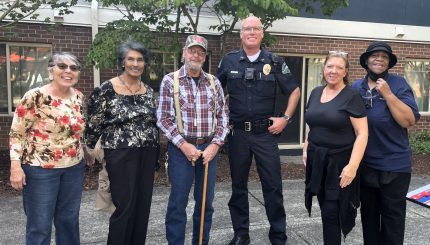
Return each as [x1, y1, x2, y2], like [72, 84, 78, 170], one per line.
[118, 75, 142, 95]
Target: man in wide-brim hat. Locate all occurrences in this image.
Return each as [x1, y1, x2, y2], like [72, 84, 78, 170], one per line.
[352, 41, 421, 245]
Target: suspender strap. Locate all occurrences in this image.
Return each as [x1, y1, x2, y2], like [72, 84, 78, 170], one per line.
[173, 70, 184, 134]
[207, 74, 217, 134]
[173, 70, 218, 136]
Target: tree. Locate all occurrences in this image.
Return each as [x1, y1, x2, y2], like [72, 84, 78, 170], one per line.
[0, 0, 78, 29]
[86, 0, 349, 68]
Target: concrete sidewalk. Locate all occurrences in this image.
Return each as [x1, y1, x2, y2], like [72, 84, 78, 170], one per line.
[1, 176, 430, 244]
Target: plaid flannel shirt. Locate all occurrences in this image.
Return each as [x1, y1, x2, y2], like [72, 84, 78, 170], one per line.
[156, 66, 229, 147]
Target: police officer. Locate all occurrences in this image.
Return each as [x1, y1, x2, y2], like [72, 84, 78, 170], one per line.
[216, 16, 300, 245]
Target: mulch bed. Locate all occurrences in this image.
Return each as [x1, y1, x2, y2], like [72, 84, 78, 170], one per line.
[1, 152, 429, 197]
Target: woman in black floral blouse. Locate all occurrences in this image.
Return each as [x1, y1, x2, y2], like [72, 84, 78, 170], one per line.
[85, 40, 159, 245]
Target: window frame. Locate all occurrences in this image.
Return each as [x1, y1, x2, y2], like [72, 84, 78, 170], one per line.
[404, 58, 430, 115]
[0, 42, 52, 116]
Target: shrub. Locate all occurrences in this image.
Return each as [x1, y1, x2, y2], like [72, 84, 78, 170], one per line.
[409, 132, 430, 155]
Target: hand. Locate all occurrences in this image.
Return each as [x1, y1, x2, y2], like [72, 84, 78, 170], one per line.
[375, 78, 393, 98]
[179, 142, 201, 162]
[83, 146, 95, 166]
[10, 163, 26, 191]
[268, 117, 288, 135]
[339, 163, 358, 188]
[202, 143, 220, 165]
[302, 151, 307, 166]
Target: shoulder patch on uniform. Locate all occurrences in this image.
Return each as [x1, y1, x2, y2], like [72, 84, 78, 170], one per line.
[282, 62, 291, 74]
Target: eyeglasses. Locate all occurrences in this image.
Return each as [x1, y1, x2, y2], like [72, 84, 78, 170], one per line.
[187, 48, 206, 57]
[242, 26, 263, 33]
[362, 89, 384, 108]
[54, 63, 81, 72]
[328, 50, 348, 58]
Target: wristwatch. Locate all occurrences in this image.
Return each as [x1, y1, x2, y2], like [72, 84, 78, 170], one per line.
[282, 114, 290, 121]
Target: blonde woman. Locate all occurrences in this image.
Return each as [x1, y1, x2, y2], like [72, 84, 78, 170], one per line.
[303, 51, 368, 244]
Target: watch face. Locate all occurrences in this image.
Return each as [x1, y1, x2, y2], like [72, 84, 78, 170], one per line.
[283, 115, 290, 120]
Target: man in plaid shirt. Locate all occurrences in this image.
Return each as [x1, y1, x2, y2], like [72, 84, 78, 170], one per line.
[156, 35, 229, 245]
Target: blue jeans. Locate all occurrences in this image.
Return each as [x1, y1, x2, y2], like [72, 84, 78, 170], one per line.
[165, 142, 218, 245]
[22, 161, 85, 245]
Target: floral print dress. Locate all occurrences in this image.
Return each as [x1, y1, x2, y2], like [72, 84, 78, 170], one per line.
[84, 80, 159, 150]
[9, 88, 85, 168]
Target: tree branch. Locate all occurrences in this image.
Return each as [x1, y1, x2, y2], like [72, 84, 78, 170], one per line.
[180, 4, 196, 33]
[175, 6, 181, 33]
[0, 0, 21, 20]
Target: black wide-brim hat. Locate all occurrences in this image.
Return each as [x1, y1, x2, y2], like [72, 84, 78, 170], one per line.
[360, 41, 397, 69]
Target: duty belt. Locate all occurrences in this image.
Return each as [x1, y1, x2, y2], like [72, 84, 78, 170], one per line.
[232, 119, 273, 133]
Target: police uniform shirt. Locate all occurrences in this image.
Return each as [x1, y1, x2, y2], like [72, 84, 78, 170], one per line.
[216, 49, 298, 122]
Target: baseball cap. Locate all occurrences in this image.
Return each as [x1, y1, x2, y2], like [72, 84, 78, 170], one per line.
[184, 35, 208, 51]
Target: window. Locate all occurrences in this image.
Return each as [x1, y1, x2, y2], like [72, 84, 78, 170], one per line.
[305, 57, 324, 101]
[405, 60, 430, 112]
[145, 52, 178, 92]
[144, 51, 211, 92]
[0, 43, 51, 114]
[275, 55, 324, 146]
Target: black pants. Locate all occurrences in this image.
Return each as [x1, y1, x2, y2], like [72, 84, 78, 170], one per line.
[317, 195, 341, 245]
[228, 130, 287, 244]
[360, 165, 411, 245]
[104, 147, 158, 245]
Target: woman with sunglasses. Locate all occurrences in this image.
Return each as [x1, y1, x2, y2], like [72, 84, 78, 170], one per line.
[352, 41, 421, 245]
[85, 40, 159, 244]
[9, 52, 94, 244]
[303, 51, 368, 244]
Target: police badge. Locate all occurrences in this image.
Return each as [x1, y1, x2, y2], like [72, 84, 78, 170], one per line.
[263, 64, 271, 75]
[282, 62, 291, 74]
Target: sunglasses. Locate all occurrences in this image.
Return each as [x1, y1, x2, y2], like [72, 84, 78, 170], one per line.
[54, 63, 81, 72]
[328, 50, 348, 58]
[362, 89, 384, 108]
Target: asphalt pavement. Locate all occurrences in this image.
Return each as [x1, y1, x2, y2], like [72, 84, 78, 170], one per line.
[1, 173, 430, 244]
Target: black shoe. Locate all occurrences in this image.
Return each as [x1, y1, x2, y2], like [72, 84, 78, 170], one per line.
[228, 234, 250, 245]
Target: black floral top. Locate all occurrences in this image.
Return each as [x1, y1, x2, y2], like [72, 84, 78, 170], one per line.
[85, 80, 159, 149]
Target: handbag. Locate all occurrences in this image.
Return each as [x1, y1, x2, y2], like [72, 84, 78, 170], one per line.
[93, 138, 115, 214]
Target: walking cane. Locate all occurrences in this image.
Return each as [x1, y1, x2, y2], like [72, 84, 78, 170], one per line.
[198, 159, 209, 245]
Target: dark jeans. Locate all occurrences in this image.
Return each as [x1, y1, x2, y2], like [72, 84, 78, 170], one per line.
[104, 147, 158, 245]
[228, 130, 287, 244]
[165, 142, 218, 245]
[360, 165, 411, 245]
[22, 160, 85, 245]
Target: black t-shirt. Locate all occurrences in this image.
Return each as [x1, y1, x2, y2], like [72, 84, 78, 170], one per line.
[305, 85, 366, 148]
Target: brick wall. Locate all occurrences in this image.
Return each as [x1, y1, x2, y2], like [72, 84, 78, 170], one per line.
[0, 23, 429, 151]
[221, 33, 430, 133]
[0, 22, 94, 150]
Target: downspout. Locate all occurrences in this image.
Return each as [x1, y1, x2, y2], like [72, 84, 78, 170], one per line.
[91, 0, 100, 87]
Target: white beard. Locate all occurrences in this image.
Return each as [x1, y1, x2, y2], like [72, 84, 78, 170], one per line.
[186, 61, 203, 73]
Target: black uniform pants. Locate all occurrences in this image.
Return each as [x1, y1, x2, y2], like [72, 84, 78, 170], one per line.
[228, 129, 287, 244]
[360, 165, 411, 245]
[104, 147, 158, 245]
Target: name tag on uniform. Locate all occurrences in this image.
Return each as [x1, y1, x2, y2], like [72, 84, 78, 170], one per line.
[230, 71, 238, 74]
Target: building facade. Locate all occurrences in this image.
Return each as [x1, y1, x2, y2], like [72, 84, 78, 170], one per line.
[0, 0, 429, 151]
